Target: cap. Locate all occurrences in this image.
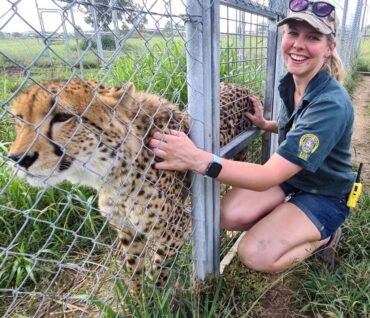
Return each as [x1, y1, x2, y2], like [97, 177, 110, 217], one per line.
[277, 10, 338, 37]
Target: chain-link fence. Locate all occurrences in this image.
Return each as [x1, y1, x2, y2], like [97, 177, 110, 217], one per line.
[333, 0, 367, 72]
[0, 0, 367, 316]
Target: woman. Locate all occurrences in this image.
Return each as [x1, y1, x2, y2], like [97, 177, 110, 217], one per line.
[149, 0, 355, 272]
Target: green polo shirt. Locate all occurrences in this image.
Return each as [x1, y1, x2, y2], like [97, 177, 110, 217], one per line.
[276, 70, 355, 196]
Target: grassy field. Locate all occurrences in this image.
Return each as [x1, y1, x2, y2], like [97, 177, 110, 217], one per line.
[0, 33, 369, 317]
[358, 36, 370, 73]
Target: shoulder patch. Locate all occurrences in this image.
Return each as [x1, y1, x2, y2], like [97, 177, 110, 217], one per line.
[298, 133, 319, 160]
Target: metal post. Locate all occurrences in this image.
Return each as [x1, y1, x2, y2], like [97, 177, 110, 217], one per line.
[35, 0, 52, 65]
[339, 0, 349, 69]
[186, 0, 220, 280]
[237, 11, 246, 66]
[263, 1, 288, 161]
[69, 7, 84, 76]
[360, 0, 367, 33]
[211, 0, 221, 276]
[110, 0, 120, 50]
[355, 0, 365, 52]
[262, 18, 278, 163]
[91, 0, 104, 64]
[61, 15, 72, 66]
[349, 0, 363, 66]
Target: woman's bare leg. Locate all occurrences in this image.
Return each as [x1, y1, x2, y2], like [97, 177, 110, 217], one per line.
[221, 186, 286, 231]
[237, 202, 329, 272]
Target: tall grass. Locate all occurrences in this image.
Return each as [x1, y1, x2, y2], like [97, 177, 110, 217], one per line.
[0, 35, 269, 316]
[292, 193, 370, 317]
[357, 37, 370, 73]
[110, 40, 188, 109]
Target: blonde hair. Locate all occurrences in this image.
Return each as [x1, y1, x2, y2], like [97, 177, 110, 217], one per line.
[323, 36, 345, 83]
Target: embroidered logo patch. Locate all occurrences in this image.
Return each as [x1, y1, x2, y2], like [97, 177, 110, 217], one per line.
[298, 134, 319, 160]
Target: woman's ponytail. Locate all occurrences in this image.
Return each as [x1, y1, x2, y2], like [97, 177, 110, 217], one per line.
[324, 38, 345, 83]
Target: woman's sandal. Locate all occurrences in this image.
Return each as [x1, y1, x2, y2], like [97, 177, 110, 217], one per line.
[315, 227, 342, 270]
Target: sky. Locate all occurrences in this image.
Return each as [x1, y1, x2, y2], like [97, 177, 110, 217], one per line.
[1, 0, 187, 33]
[0, 0, 366, 34]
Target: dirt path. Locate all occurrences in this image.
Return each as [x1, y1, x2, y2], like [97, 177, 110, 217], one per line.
[351, 76, 370, 189]
[254, 76, 370, 318]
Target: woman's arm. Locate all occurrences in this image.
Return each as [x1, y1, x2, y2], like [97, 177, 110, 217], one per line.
[149, 131, 301, 191]
[246, 96, 278, 133]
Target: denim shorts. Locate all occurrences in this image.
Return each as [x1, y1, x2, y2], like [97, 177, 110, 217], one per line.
[279, 182, 350, 240]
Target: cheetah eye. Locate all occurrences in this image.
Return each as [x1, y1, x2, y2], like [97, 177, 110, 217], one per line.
[52, 113, 74, 123]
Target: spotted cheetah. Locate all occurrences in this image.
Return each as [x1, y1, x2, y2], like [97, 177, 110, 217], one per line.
[219, 82, 254, 146]
[7, 80, 253, 291]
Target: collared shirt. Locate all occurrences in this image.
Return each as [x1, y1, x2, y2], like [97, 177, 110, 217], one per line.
[276, 70, 355, 196]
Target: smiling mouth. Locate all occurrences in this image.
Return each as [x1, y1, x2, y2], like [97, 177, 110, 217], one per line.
[289, 54, 308, 62]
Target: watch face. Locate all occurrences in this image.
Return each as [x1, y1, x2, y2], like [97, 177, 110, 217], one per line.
[206, 162, 222, 178]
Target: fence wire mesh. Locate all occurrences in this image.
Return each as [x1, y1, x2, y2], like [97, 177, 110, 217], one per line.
[0, 0, 368, 316]
[1, 1, 193, 316]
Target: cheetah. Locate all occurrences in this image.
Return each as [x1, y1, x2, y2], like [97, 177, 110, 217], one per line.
[7, 80, 253, 291]
[219, 82, 254, 147]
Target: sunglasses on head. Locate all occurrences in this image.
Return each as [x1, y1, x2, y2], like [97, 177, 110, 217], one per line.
[289, 0, 335, 17]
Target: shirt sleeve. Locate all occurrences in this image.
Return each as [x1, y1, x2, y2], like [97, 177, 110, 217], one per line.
[277, 99, 348, 172]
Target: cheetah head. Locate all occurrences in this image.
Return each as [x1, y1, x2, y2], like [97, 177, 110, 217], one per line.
[8, 80, 136, 189]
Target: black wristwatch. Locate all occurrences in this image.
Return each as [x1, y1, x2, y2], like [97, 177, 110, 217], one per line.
[205, 154, 222, 178]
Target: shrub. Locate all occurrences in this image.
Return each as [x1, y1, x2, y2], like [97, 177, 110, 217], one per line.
[80, 34, 116, 51]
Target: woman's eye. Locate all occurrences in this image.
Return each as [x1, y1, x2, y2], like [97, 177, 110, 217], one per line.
[308, 33, 322, 41]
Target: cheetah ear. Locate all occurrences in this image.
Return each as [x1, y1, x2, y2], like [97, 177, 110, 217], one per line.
[101, 82, 137, 113]
[110, 82, 135, 100]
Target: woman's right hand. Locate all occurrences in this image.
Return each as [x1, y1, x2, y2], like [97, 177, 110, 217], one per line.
[246, 95, 278, 133]
[245, 95, 267, 129]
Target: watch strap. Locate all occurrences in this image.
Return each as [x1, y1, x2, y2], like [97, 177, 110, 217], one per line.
[205, 154, 222, 178]
[212, 154, 221, 165]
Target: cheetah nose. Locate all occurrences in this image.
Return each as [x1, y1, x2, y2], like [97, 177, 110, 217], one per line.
[8, 152, 39, 169]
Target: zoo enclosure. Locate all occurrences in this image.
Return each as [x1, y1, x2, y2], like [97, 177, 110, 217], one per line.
[0, 0, 368, 316]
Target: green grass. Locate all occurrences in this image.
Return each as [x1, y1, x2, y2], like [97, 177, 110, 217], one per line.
[292, 194, 370, 318]
[1, 33, 367, 317]
[358, 37, 370, 73]
[0, 38, 100, 69]
[109, 39, 188, 109]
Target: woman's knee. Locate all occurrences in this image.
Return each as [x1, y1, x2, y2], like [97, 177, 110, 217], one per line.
[220, 202, 253, 230]
[237, 237, 280, 273]
[220, 186, 286, 230]
[220, 196, 241, 229]
[220, 205, 241, 229]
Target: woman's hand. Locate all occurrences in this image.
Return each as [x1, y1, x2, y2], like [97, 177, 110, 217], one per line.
[245, 95, 267, 129]
[246, 95, 278, 133]
[149, 130, 212, 173]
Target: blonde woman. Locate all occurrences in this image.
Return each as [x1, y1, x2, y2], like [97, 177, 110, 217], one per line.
[150, 0, 354, 272]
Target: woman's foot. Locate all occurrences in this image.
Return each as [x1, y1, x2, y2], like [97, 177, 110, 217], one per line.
[316, 227, 342, 269]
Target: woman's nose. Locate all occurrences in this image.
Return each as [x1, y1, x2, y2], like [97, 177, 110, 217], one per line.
[292, 36, 304, 49]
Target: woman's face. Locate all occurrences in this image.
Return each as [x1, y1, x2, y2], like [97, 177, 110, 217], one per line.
[281, 21, 335, 80]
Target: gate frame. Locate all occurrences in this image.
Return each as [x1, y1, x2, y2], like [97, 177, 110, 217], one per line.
[187, 0, 288, 280]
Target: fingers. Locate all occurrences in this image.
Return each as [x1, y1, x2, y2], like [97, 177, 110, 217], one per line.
[245, 112, 256, 121]
[149, 135, 166, 149]
[249, 95, 262, 111]
[149, 130, 184, 162]
[169, 129, 183, 136]
[151, 130, 185, 142]
[151, 146, 168, 159]
[154, 160, 177, 171]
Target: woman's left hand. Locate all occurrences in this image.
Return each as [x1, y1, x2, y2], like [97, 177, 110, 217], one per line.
[149, 130, 212, 173]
